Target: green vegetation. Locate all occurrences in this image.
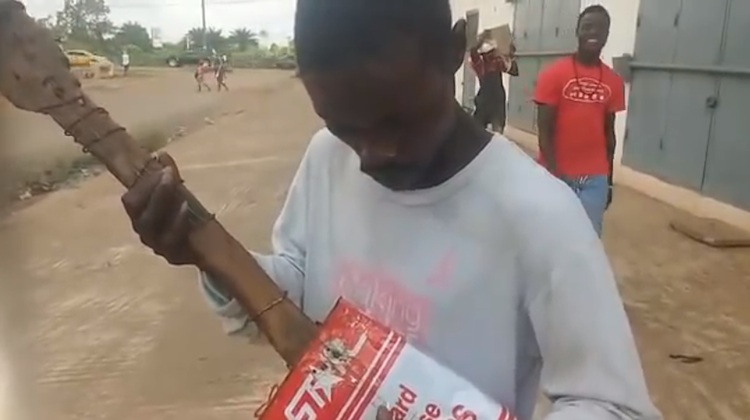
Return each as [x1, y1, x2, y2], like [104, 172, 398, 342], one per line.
[15, 128, 170, 200]
[34, 0, 296, 69]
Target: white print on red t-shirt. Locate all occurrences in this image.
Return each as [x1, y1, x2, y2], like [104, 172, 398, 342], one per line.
[562, 77, 612, 104]
[332, 253, 455, 344]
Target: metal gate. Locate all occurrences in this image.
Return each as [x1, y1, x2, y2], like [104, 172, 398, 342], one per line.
[507, 0, 581, 133]
[623, 0, 750, 210]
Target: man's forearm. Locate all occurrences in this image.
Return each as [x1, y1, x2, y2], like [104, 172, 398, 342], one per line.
[539, 131, 556, 174]
[198, 251, 306, 321]
[536, 105, 558, 175]
[606, 138, 615, 184]
[539, 123, 557, 176]
[605, 114, 616, 185]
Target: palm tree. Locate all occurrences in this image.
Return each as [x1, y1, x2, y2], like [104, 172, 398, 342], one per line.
[206, 28, 226, 51]
[184, 27, 226, 51]
[230, 28, 259, 52]
[186, 27, 205, 49]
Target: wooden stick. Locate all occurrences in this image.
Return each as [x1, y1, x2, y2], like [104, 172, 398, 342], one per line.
[0, 0, 318, 366]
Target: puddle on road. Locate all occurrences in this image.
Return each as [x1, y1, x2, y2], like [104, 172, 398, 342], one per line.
[0, 349, 11, 420]
[0, 241, 31, 420]
[0, 338, 24, 420]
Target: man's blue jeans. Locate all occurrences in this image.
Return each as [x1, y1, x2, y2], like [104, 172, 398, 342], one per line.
[561, 175, 609, 237]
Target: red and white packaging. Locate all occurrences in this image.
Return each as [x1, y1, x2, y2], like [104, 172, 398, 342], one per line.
[260, 299, 516, 420]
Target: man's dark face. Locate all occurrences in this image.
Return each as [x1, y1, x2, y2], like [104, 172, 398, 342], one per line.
[577, 12, 609, 54]
[300, 28, 466, 191]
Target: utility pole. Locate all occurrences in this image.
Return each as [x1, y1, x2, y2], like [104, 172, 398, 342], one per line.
[201, 0, 208, 51]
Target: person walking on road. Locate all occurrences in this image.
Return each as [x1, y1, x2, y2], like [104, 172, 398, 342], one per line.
[533, 5, 625, 237]
[469, 30, 518, 134]
[121, 50, 130, 77]
[194, 59, 211, 92]
[215, 58, 229, 92]
[119, 0, 660, 419]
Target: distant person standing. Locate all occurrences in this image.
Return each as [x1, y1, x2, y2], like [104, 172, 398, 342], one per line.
[195, 59, 212, 92]
[215, 58, 229, 91]
[533, 5, 625, 236]
[121, 50, 130, 76]
[469, 30, 518, 134]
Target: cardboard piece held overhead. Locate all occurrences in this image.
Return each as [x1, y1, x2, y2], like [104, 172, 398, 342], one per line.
[481, 24, 514, 55]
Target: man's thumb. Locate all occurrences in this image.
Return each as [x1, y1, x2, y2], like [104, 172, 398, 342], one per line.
[376, 406, 392, 420]
[153, 150, 183, 183]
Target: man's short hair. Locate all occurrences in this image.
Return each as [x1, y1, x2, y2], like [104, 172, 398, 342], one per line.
[294, 0, 454, 72]
[577, 4, 611, 30]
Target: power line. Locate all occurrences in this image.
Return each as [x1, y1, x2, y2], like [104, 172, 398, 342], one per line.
[201, 0, 207, 48]
[108, 0, 268, 8]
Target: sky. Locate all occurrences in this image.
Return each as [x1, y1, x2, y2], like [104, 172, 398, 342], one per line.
[22, 0, 296, 45]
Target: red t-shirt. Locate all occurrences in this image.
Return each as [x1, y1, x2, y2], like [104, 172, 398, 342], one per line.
[469, 50, 508, 78]
[533, 56, 626, 176]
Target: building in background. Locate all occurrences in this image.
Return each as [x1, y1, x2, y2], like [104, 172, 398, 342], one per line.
[451, 0, 750, 229]
[450, 0, 514, 113]
[150, 27, 163, 49]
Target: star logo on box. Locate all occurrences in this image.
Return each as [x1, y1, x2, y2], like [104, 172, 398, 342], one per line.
[284, 335, 367, 420]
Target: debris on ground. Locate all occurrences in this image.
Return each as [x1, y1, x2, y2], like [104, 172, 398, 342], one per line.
[670, 214, 750, 248]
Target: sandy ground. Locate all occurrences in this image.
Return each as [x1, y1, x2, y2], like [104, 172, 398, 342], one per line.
[0, 69, 748, 420]
[0, 68, 292, 197]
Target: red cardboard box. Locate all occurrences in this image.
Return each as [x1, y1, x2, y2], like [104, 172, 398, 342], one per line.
[260, 299, 516, 420]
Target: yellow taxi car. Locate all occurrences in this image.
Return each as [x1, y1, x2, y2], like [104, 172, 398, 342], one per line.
[64, 49, 115, 77]
[64, 49, 96, 67]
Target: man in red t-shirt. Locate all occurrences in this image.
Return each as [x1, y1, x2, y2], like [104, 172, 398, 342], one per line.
[533, 5, 625, 237]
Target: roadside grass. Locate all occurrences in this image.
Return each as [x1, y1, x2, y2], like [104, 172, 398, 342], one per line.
[16, 127, 170, 200]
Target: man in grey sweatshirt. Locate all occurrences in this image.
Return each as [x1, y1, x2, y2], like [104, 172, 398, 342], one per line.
[119, 0, 663, 418]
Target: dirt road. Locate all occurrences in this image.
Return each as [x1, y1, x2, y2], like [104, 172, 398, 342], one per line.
[0, 68, 292, 198]
[0, 70, 748, 420]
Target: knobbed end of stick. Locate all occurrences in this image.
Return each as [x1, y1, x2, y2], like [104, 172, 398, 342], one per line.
[0, 1, 319, 368]
[0, 0, 23, 20]
[0, 0, 82, 113]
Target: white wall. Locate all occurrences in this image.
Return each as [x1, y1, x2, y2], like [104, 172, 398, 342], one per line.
[450, 0, 515, 103]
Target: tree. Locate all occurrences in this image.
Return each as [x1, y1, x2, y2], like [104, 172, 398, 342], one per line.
[286, 37, 296, 56]
[185, 27, 227, 51]
[35, 16, 55, 29]
[206, 28, 227, 51]
[259, 29, 269, 44]
[55, 0, 114, 45]
[114, 22, 152, 51]
[229, 28, 258, 52]
[185, 27, 205, 49]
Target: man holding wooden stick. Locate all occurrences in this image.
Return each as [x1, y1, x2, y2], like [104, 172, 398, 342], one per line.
[121, 0, 660, 419]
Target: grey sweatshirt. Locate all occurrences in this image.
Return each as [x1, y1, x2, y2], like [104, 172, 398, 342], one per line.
[199, 129, 662, 420]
